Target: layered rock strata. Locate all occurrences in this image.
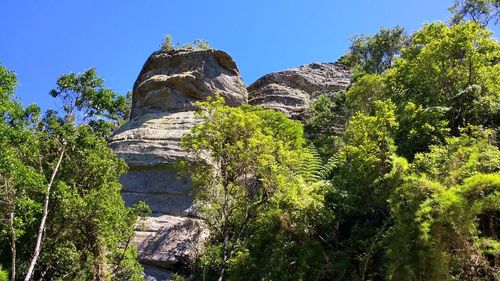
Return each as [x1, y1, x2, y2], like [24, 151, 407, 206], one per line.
[247, 62, 351, 120]
[110, 48, 352, 280]
[109, 48, 248, 280]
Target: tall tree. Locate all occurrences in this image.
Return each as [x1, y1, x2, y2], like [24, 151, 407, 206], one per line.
[344, 22, 500, 159]
[449, 0, 500, 26]
[49, 68, 128, 136]
[182, 96, 331, 280]
[320, 100, 407, 280]
[0, 64, 44, 281]
[0, 66, 144, 280]
[339, 26, 408, 78]
[387, 22, 500, 138]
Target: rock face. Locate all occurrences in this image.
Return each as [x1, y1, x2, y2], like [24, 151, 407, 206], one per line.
[109, 48, 248, 280]
[248, 62, 351, 120]
[135, 215, 209, 269]
[110, 48, 351, 280]
[110, 48, 247, 214]
[130, 49, 247, 119]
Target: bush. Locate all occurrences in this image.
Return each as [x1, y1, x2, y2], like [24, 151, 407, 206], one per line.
[161, 35, 173, 51]
[160, 35, 210, 52]
[0, 267, 8, 281]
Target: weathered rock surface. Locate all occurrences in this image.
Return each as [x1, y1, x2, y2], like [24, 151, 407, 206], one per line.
[110, 48, 352, 279]
[130, 49, 247, 119]
[248, 62, 351, 120]
[109, 49, 248, 214]
[109, 48, 248, 278]
[135, 215, 209, 270]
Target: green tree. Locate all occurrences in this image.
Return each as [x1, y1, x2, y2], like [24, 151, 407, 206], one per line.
[388, 128, 500, 280]
[450, 0, 500, 26]
[394, 102, 450, 159]
[386, 22, 500, 136]
[304, 93, 347, 158]
[0, 64, 45, 281]
[182, 96, 331, 280]
[0, 65, 145, 281]
[161, 35, 174, 51]
[345, 74, 385, 114]
[345, 22, 499, 159]
[339, 26, 408, 78]
[49, 68, 129, 136]
[319, 100, 407, 280]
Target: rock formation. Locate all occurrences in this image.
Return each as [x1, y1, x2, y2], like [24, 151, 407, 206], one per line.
[110, 48, 351, 280]
[248, 62, 351, 120]
[109, 48, 248, 280]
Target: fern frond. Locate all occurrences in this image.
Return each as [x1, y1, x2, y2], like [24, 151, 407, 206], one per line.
[297, 144, 337, 183]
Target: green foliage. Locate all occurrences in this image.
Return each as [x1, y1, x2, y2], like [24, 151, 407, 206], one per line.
[449, 0, 500, 26]
[345, 22, 500, 159]
[160, 35, 211, 52]
[38, 125, 141, 279]
[386, 22, 500, 135]
[161, 35, 174, 51]
[345, 74, 385, 114]
[341, 25, 500, 276]
[333, 100, 399, 204]
[0, 64, 45, 280]
[0, 65, 16, 96]
[0, 64, 143, 280]
[304, 93, 347, 158]
[0, 266, 7, 281]
[339, 26, 408, 78]
[297, 144, 336, 183]
[182, 96, 332, 280]
[394, 102, 450, 159]
[388, 131, 500, 280]
[314, 100, 406, 280]
[49, 68, 128, 136]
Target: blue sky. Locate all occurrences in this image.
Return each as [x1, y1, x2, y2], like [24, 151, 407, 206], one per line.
[2, 0, 496, 110]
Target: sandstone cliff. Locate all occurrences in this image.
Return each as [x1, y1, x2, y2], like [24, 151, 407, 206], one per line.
[110, 48, 351, 280]
[109, 48, 248, 280]
[248, 62, 351, 120]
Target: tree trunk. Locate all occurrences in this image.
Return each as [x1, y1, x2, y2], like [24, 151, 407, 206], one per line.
[93, 243, 106, 281]
[9, 211, 16, 281]
[218, 234, 229, 281]
[24, 148, 65, 281]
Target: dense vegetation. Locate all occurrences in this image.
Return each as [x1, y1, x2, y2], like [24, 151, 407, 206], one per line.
[0, 0, 498, 280]
[0, 68, 147, 280]
[182, 2, 500, 281]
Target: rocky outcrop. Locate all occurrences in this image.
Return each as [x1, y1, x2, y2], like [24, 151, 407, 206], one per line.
[110, 48, 247, 214]
[130, 49, 247, 119]
[110, 47, 352, 280]
[109, 48, 248, 280]
[248, 62, 351, 120]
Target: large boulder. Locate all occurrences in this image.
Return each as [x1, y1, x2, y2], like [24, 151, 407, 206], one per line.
[248, 62, 351, 120]
[109, 48, 247, 278]
[135, 215, 209, 270]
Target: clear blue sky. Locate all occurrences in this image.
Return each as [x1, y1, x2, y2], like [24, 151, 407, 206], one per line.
[2, 0, 496, 110]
